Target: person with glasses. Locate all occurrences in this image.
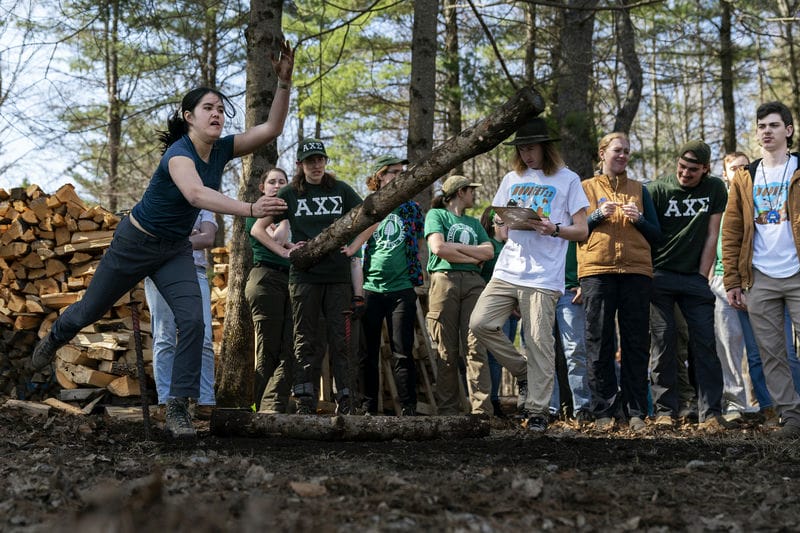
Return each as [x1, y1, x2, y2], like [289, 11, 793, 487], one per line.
[343, 155, 423, 416]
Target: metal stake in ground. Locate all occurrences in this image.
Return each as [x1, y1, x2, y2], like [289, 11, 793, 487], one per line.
[130, 301, 151, 439]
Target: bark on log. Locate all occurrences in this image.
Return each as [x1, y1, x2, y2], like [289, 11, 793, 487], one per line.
[290, 86, 545, 270]
[210, 409, 491, 441]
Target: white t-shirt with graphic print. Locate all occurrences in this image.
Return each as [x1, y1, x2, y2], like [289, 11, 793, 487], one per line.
[491, 167, 588, 293]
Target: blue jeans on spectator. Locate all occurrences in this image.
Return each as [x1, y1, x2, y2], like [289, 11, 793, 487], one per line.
[551, 290, 591, 414]
[487, 315, 519, 402]
[739, 307, 800, 409]
[145, 268, 215, 405]
[50, 216, 204, 399]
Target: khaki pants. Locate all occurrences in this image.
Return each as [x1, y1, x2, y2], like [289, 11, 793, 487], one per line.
[426, 271, 490, 415]
[747, 269, 800, 426]
[471, 277, 559, 417]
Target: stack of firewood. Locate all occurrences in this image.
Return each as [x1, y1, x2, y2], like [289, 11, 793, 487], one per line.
[0, 184, 153, 401]
[209, 247, 229, 350]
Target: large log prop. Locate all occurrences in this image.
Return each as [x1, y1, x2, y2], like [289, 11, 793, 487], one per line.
[290, 86, 545, 270]
[211, 410, 491, 441]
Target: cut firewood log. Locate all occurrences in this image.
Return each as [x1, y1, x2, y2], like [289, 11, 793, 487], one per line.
[57, 360, 117, 388]
[73, 331, 129, 348]
[41, 291, 83, 308]
[56, 369, 79, 389]
[56, 344, 93, 365]
[210, 410, 491, 441]
[43, 397, 85, 416]
[59, 388, 105, 402]
[107, 375, 140, 397]
[2, 399, 51, 417]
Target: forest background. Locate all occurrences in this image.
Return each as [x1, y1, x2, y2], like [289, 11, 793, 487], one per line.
[2, 0, 799, 404]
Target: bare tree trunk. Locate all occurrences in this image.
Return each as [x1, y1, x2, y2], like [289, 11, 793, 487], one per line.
[216, 0, 284, 408]
[524, 3, 536, 85]
[778, 0, 800, 120]
[554, 0, 599, 179]
[719, 0, 736, 153]
[291, 86, 545, 270]
[443, 0, 462, 175]
[407, 0, 438, 212]
[104, 0, 121, 213]
[612, 0, 642, 135]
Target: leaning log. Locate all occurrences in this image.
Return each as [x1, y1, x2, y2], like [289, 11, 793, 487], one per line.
[210, 409, 491, 441]
[290, 85, 545, 270]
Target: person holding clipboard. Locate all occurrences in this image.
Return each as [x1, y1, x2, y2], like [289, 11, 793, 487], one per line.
[469, 116, 589, 432]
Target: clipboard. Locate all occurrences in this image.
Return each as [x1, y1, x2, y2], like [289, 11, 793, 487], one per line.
[492, 206, 542, 229]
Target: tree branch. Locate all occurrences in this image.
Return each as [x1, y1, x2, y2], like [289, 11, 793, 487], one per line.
[290, 85, 546, 270]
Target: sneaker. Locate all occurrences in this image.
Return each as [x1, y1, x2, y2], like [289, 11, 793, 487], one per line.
[595, 417, 614, 431]
[31, 333, 64, 370]
[491, 399, 507, 419]
[761, 407, 780, 427]
[400, 405, 417, 416]
[295, 396, 315, 415]
[698, 415, 734, 432]
[335, 395, 351, 415]
[774, 422, 800, 439]
[165, 397, 196, 439]
[678, 406, 699, 425]
[195, 405, 214, 421]
[516, 379, 528, 411]
[654, 414, 674, 428]
[525, 415, 548, 433]
[629, 416, 646, 432]
[575, 409, 593, 427]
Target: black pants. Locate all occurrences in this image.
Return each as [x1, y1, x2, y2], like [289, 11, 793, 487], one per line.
[649, 270, 723, 420]
[582, 273, 651, 419]
[360, 288, 418, 412]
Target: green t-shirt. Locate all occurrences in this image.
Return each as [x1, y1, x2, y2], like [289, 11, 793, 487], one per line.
[480, 238, 505, 283]
[647, 173, 727, 273]
[245, 216, 290, 269]
[424, 208, 490, 273]
[275, 180, 363, 284]
[565, 241, 579, 290]
[363, 203, 423, 293]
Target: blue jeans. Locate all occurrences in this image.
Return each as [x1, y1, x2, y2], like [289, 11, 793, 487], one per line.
[552, 290, 591, 413]
[50, 216, 204, 398]
[487, 316, 519, 402]
[145, 267, 215, 405]
[739, 307, 800, 409]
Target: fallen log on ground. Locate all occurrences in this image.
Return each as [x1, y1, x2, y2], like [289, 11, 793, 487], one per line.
[290, 85, 545, 270]
[210, 409, 491, 441]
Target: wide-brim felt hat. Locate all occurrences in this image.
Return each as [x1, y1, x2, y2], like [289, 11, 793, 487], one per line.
[504, 117, 560, 145]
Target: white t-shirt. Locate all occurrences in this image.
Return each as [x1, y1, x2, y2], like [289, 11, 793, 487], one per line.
[491, 167, 588, 293]
[192, 209, 218, 269]
[752, 158, 800, 278]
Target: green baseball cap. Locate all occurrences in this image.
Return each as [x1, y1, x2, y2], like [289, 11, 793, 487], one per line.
[441, 175, 481, 196]
[370, 154, 409, 175]
[297, 138, 328, 162]
[678, 140, 711, 165]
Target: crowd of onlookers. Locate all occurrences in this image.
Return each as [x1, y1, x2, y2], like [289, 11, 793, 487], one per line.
[29, 39, 800, 440]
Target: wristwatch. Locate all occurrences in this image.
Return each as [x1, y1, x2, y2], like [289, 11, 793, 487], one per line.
[550, 223, 561, 238]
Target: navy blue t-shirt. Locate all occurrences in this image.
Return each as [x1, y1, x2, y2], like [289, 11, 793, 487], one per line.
[131, 134, 235, 240]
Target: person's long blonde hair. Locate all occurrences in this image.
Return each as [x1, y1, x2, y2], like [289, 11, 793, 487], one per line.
[511, 141, 565, 176]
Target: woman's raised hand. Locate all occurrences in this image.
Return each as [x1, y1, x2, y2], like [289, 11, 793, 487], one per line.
[272, 39, 295, 83]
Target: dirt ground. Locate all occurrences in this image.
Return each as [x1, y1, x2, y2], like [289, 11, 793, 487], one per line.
[2, 400, 799, 533]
